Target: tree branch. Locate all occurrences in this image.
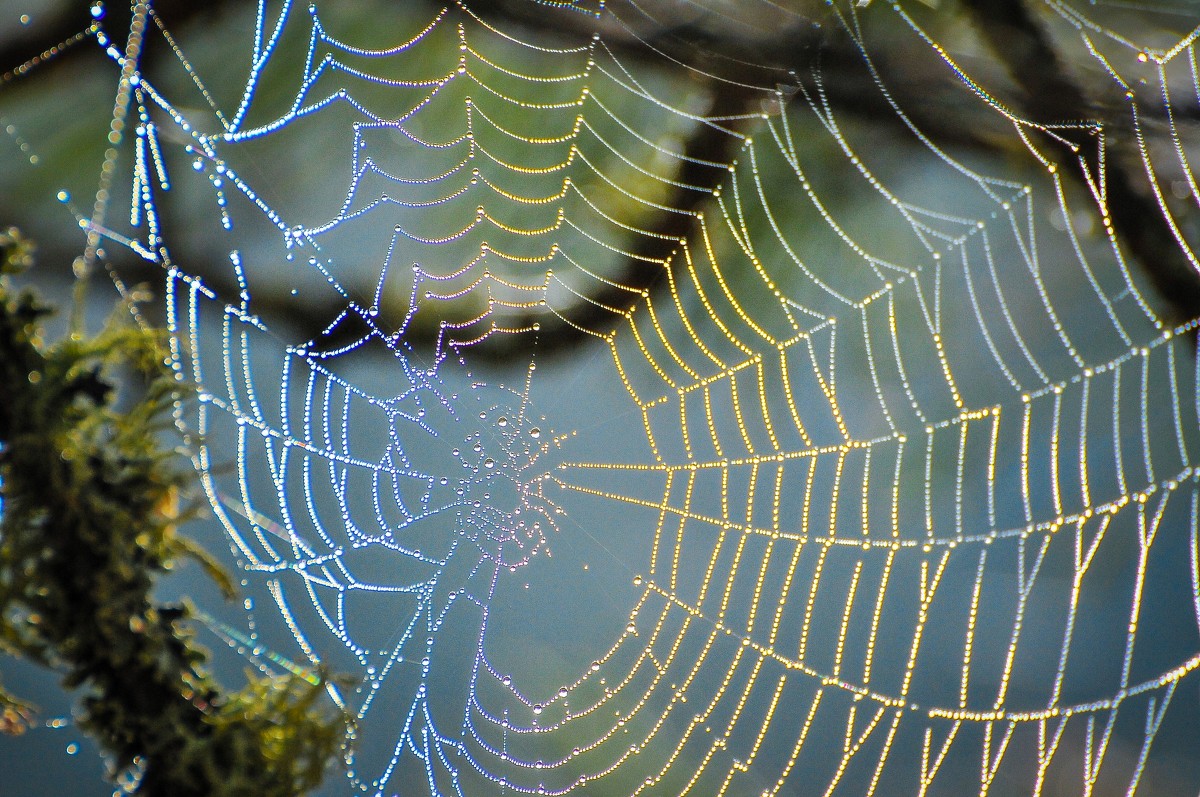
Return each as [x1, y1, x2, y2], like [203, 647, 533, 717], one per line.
[963, 0, 1200, 328]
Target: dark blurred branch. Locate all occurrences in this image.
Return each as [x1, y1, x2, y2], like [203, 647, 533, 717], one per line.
[963, 0, 1200, 328]
[11, 0, 1197, 363]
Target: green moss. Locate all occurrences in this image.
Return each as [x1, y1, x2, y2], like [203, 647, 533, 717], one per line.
[0, 228, 349, 796]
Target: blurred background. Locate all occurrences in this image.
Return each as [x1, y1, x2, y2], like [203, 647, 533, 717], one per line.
[3, 1, 1200, 795]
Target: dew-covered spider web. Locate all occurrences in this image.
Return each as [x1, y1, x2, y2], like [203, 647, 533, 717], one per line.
[9, 0, 1200, 794]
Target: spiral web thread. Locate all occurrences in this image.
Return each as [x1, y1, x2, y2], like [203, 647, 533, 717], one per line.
[54, 0, 1200, 794]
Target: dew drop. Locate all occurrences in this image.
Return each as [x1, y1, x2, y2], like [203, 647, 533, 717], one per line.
[529, 428, 541, 439]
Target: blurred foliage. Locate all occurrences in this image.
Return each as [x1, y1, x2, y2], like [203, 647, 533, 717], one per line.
[0, 228, 349, 796]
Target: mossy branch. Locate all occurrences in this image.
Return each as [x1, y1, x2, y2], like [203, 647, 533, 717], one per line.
[0, 228, 350, 796]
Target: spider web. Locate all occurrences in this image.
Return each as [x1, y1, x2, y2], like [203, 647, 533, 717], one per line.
[14, 0, 1200, 794]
